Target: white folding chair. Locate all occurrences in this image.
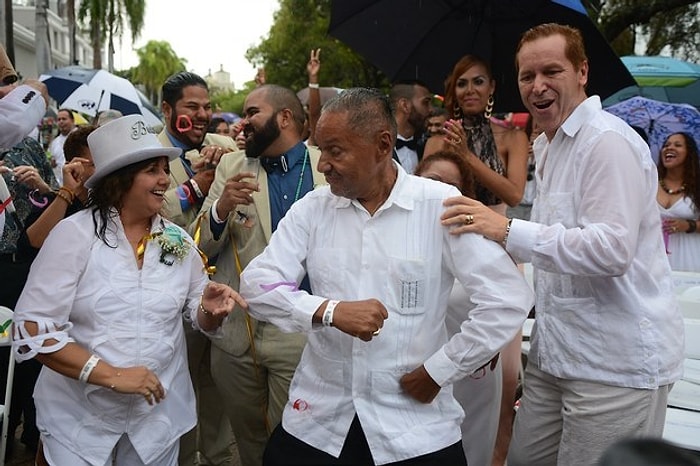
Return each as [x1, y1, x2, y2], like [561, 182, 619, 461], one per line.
[0, 306, 15, 465]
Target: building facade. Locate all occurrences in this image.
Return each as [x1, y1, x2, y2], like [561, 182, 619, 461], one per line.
[9, 0, 95, 79]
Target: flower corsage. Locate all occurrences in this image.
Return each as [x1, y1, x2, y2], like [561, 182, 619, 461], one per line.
[154, 225, 191, 266]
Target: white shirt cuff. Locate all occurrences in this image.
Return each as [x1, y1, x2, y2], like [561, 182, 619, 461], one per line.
[210, 199, 229, 224]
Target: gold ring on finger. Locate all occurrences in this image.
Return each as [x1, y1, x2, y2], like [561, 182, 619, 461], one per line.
[464, 214, 474, 225]
[373, 328, 381, 336]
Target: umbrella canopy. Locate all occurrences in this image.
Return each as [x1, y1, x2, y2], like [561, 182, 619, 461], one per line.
[602, 56, 700, 109]
[40, 66, 156, 123]
[329, 0, 635, 113]
[296, 87, 343, 106]
[622, 55, 700, 87]
[605, 96, 700, 162]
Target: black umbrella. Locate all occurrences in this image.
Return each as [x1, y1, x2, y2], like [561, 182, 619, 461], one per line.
[329, 0, 636, 113]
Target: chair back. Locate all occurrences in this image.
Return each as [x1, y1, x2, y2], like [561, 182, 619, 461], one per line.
[0, 306, 12, 347]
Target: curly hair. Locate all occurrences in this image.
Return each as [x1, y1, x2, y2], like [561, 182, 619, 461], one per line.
[414, 150, 475, 197]
[657, 132, 700, 211]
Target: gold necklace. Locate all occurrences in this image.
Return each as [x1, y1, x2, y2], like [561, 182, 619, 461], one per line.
[660, 178, 685, 195]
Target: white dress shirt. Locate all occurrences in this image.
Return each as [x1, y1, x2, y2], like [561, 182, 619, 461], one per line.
[13, 210, 211, 465]
[506, 96, 684, 389]
[0, 84, 46, 150]
[395, 135, 419, 174]
[240, 166, 533, 464]
[49, 131, 70, 185]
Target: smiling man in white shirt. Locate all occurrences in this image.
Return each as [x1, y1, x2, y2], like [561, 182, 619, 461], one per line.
[441, 24, 684, 466]
[240, 88, 533, 465]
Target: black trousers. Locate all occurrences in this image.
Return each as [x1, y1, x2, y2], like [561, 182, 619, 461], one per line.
[0, 257, 40, 451]
[263, 416, 467, 466]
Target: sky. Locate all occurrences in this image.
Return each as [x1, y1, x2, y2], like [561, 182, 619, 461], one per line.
[113, 0, 280, 89]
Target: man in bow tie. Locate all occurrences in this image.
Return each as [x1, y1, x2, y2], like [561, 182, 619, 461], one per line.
[390, 80, 433, 174]
[191, 84, 326, 466]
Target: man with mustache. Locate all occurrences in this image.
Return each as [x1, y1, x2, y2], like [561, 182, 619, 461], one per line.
[157, 71, 238, 466]
[192, 84, 325, 466]
[390, 80, 433, 174]
[159, 72, 236, 228]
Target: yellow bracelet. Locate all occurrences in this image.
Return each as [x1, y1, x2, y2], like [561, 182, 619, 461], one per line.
[198, 300, 213, 316]
[55, 189, 73, 204]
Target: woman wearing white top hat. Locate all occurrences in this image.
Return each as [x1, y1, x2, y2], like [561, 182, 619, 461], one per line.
[12, 114, 246, 466]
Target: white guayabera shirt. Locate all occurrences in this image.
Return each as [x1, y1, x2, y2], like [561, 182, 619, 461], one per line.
[241, 166, 534, 465]
[506, 96, 684, 389]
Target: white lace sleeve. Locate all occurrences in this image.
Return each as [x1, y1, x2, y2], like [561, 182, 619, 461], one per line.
[12, 318, 74, 362]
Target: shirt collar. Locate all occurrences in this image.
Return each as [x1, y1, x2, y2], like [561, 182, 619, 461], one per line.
[164, 130, 192, 153]
[333, 161, 414, 212]
[558, 95, 600, 140]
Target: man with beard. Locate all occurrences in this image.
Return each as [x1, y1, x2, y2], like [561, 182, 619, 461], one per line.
[159, 71, 236, 228]
[157, 71, 238, 466]
[191, 84, 325, 466]
[390, 80, 433, 174]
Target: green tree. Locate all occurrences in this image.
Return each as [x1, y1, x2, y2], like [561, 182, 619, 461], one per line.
[585, 0, 700, 60]
[129, 40, 187, 104]
[245, 0, 387, 92]
[77, 0, 146, 71]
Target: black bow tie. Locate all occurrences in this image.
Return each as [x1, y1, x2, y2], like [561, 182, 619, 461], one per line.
[395, 138, 417, 151]
[260, 155, 289, 174]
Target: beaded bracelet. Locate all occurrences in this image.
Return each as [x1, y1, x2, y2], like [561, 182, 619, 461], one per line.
[199, 300, 213, 316]
[55, 186, 75, 204]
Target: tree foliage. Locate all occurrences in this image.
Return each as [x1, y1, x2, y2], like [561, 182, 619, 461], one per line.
[245, 0, 388, 93]
[245, 0, 699, 96]
[77, 0, 146, 71]
[584, 0, 700, 60]
[128, 40, 187, 104]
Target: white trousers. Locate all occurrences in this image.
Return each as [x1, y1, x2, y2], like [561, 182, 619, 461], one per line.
[508, 362, 670, 466]
[43, 433, 179, 466]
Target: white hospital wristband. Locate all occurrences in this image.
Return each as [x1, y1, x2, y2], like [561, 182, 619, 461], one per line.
[322, 300, 340, 327]
[79, 354, 101, 383]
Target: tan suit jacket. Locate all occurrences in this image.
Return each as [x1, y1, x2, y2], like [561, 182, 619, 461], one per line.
[191, 146, 325, 355]
[158, 130, 236, 227]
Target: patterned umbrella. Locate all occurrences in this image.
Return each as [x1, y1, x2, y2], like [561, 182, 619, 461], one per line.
[605, 96, 700, 162]
[40, 66, 157, 125]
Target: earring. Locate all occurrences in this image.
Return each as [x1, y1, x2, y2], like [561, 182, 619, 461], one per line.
[453, 102, 462, 120]
[484, 95, 494, 119]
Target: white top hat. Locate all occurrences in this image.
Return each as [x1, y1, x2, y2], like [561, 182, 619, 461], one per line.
[86, 115, 180, 188]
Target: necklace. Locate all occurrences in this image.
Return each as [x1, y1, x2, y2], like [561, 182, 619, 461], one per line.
[660, 178, 685, 195]
[293, 148, 309, 202]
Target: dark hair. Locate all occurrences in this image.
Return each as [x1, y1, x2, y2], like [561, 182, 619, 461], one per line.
[208, 117, 228, 134]
[63, 125, 96, 161]
[429, 107, 448, 118]
[323, 88, 397, 143]
[254, 84, 307, 134]
[657, 132, 700, 210]
[161, 71, 208, 108]
[516, 23, 588, 73]
[443, 55, 493, 120]
[57, 108, 75, 121]
[389, 80, 431, 106]
[88, 157, 165, 246]
[415, 150, 475, 197]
